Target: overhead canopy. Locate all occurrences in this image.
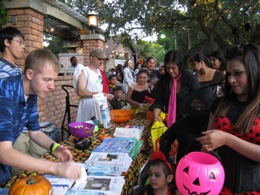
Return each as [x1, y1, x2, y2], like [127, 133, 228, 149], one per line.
[4, 0, 104, 39]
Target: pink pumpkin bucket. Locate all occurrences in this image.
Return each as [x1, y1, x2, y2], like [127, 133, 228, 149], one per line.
[176, 152, 225, 195]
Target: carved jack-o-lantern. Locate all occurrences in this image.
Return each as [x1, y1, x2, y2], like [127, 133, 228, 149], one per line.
[176, 152, 225, 195]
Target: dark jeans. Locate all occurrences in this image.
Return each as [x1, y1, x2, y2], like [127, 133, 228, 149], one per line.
[0, 164, 11, 187]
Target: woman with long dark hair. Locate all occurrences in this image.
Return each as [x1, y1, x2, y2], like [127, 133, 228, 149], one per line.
[197, 44, 260, 194]
[189, 52, 225, 96]
[209, 50, 227, 72]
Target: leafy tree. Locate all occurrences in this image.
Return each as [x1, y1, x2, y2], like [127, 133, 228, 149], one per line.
[134, 39, 165, 63]
[0, 0, 9, 28]
[109, 33, 165, 63]
[44, 34, 67, 56]
[61, 0, 260, 52]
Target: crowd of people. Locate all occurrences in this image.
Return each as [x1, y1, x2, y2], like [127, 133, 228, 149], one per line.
[74, 45, 259, 195]
[0, 26, 259, 195]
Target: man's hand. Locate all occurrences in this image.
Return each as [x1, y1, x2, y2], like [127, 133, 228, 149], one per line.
[54, 162, 82, 180]
[54, 145, 73, 162]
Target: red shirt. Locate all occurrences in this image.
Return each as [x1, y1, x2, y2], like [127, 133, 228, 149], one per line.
[100, 69, 109, 93]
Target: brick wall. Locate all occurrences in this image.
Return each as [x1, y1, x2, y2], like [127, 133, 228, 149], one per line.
[5, 8, 44, 68]
[4, 8, 105, 141]
[83, 39, 104, 65]
[4, 8, 80, 140]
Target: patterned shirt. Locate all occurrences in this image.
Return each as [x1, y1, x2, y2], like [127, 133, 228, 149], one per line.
[0, 58, 22, 78]
[0, 74, 40, 142]
[0, 60, 39, 178]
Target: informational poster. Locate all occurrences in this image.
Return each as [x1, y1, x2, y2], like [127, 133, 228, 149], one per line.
[114, 59, 125, 67]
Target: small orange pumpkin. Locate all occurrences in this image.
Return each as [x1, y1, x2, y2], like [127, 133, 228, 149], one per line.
[8, 175, 53, 195]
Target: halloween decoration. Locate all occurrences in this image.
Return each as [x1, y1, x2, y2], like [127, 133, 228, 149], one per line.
[8, 175, 52, 195]
[176, 152, 224, 195]
[109, 109, 132, 123]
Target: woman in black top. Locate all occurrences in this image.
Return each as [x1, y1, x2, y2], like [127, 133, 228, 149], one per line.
[151, 50, 201, 127]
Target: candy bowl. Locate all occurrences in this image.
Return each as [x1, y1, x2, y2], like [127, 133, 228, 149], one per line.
[109, 109, 132, 123]
[68, 122, 95, 139]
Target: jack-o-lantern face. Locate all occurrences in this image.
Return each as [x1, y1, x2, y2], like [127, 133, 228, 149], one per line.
[176, 152, 225, 195]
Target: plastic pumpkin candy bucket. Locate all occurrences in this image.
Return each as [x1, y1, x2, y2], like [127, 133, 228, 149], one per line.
[176, 152, 225, 195]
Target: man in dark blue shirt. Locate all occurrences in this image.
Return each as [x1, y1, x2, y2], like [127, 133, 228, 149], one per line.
[0, 48, 81, 185]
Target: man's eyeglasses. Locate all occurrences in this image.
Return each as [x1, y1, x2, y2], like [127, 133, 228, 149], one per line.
[12, 39, 26, 46]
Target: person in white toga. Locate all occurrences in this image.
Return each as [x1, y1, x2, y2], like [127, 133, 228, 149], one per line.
[75, 48, 107, 122]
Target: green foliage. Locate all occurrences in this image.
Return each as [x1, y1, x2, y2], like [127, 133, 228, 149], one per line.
[61, 0, 260, 52]
[134, 40, 165, 63]
[154, 49, 166, 64]
[44, 34, 67, 56]
[0, 1, 9, 28]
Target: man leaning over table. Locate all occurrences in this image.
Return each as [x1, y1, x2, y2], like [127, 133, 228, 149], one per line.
[0, 48, 81, 186]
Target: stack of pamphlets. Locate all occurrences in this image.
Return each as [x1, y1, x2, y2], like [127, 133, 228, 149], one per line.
[44, 174, 76, 195]
[84, 152, 132, 176]
[45, 174, 125, 195]
[113, 125, 144, 140]
[93, 137, 143, 159]
[66, 175, 125, 195]
[92, 138, 137, 154]
[44, 163, 86, 195]
[44, 162, 126, 195]
[86, 166, 121, 176]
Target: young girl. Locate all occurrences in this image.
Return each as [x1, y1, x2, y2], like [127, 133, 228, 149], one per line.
[140, 151, 175, 195]
[126, 69, 151, 108]
[197, 44, 260, 194]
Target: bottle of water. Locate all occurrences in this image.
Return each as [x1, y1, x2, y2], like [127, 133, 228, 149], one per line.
[101, 104, 111, 129]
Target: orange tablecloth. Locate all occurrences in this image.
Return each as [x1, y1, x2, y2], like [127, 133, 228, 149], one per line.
[5, 118, 152, 195]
